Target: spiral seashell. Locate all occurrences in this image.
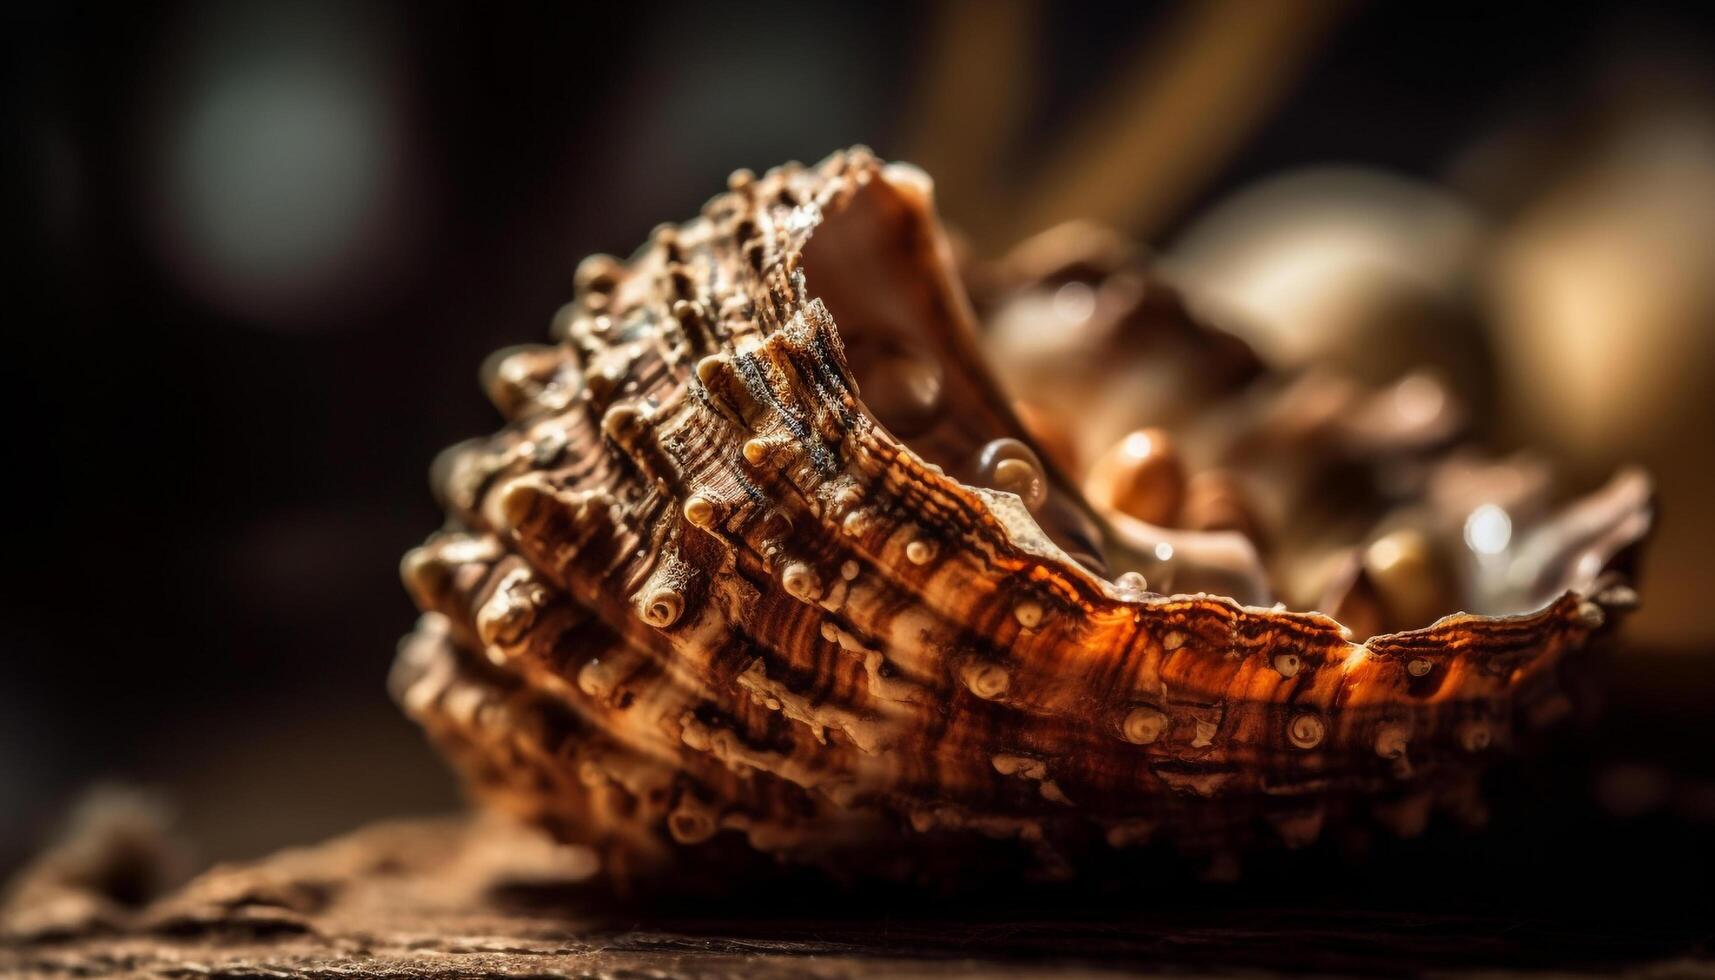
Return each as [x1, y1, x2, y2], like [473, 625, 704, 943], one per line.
[395, 149, 1654, 884]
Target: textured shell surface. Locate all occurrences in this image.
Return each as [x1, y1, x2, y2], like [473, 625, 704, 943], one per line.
[395, 148, 1653, 883]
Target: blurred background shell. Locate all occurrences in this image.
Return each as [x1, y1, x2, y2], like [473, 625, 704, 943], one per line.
[1166, 168, 1493, 413]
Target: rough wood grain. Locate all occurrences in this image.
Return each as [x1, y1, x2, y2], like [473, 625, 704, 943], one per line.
[5, 771, 1713, 980]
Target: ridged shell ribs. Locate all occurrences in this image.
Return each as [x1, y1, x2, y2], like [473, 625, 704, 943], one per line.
[395, 149, 1653, 880]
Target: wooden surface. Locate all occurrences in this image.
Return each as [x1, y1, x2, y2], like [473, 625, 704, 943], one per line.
[5, 652, 1713, 978]
[3, 801, 1712, 978]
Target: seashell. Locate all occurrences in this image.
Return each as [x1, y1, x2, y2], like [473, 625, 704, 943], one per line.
[395, 149, 1654, 884]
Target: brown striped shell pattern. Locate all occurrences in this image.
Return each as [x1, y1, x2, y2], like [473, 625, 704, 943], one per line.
[394, 148, 1654, 885]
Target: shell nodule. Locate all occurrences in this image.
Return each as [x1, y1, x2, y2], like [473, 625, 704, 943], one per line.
[398, 149, 1654, 886]
[1122, 707, 1169, 745]
[640, 589, 683, 629]
[1289, 713, 1327, 750]
[960, 661, 1011, 700]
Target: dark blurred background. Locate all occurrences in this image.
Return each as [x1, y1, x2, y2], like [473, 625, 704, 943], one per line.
[6, 0, 1715, 878]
